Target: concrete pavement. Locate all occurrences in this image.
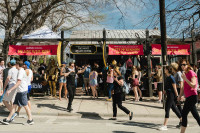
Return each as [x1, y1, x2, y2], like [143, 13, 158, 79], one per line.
[0, 95, 199, 118]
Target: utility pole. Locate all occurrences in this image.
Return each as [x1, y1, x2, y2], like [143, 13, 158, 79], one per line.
[103, 28, 107, 67]
[192, 30, 197, 65]
[159, 0, 167, 109]
[146, 30, 152, 97]
[61, 31, 64, 62]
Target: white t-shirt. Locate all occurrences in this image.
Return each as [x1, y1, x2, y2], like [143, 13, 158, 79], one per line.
[26, 69, 33, 86]
[8, 66, 18, 85]
[17, 68, 28, 92]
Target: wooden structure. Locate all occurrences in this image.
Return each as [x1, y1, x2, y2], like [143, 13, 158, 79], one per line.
[9, 29, 196, 97]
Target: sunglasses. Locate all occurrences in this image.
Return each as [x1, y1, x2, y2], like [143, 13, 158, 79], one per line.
[181, 64, 187, 66]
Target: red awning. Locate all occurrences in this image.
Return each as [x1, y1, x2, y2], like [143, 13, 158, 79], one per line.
[8, 45, 58, 55]
[108, 45, 144, 55]
[152, 44, 190, 55]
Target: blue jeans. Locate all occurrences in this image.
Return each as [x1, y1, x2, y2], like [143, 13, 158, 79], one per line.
[107, 83, 114, 99]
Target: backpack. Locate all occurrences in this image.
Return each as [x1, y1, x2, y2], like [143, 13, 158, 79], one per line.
[122, 80, 129, 94]
[126, 59, 133, 68]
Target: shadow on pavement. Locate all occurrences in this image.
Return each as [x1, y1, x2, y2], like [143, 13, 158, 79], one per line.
[114, 121, 159, 130]
[124, 101, 163, 110]
[113, 131, 136, 133]
[32, 97, 58, 101]
[37, 104, 66, 111]
[74, 97, 107, 101]
[77, 112, 104, 120]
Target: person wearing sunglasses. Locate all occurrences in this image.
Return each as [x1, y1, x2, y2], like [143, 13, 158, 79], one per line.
[178, 59, 200, 133]
[66, 62, 87, 112]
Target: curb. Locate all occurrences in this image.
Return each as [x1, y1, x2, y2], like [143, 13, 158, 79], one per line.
[0, 111, 197, 119]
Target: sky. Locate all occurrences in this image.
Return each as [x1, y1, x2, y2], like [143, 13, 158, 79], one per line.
[0, 1, 160, 39]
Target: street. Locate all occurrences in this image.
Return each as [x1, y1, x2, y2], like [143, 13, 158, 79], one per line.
[0, 96, 199, 133]
[0, 115, 199, 133]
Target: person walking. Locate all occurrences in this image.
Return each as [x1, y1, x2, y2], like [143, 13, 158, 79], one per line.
[106, 65, 114, 101]
[171, 62, 183, 114]
[178, 59, 200, 133]
[1, 61, 34, 125]
[158, 66, 182, 131]
[59, 62, 68, 101]
[109, 70, 133, 120]
[11, 61, 34, 120]
[3, 59, 18, 112]
[89, 68, 98, 99]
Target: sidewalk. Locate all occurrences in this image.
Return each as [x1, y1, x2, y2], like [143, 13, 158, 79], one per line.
[1, 95, 199, 118]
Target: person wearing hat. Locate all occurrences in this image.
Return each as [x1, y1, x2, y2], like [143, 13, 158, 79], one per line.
[11, 61, 33, 119]
[3, 59, 18, 112]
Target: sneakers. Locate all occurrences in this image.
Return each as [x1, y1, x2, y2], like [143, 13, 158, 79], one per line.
[10, 112, 19, 121]
[158, 125, 168, 131]
[155, 100, 162, 103]
[106, 98, 112, 101]
[67, 107, 73, 112]
[129, 112, 133, 120]
[109, 117, 117, 120]
[176, 122, 182, 128]
[1, 118, 11, 125]
[27, 119, 34, 125]
[139, 97, 143, 101]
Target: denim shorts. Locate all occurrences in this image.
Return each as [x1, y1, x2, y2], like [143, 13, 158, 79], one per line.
[13, 91, 28, 107]
[59, 78, 66, 83]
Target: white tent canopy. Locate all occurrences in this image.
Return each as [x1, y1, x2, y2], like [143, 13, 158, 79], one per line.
[17, 25, 60, 46]
[22, 25, 60, 39]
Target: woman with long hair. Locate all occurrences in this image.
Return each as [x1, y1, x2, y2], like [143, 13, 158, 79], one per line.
[129, 66, 139, 101]
[109, 70, 133, 120]
[137, 66, 143, 101]
[106, 65, 114, 101]
[171, 62, 183, 114]
[89, 68, 98, 99]
[178, 59, 200, 133]
[158, 66, 182, 131]
[59, 62, 68, 101]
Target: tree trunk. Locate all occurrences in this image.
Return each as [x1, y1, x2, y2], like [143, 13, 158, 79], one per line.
[3, 29, 11, 63]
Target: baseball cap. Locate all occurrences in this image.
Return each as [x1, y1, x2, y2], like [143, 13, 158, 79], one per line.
[10, 59, 16, 65]
[157, 63, 162, 66]
[24, 61, 30, 69]
[62, 62, 67, 64]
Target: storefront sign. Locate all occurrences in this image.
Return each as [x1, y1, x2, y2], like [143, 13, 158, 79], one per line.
[8, 45, 58, 55]
[152, 44, 190, 55]
[70, 44, 97, 54]
[108, 45, 144, 55]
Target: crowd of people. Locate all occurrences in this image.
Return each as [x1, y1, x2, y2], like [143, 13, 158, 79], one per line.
[0, 57, 200, 133]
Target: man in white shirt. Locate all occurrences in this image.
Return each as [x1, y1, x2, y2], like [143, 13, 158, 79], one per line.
[3, 59, 18, 112]
[1, 61, 34, 125]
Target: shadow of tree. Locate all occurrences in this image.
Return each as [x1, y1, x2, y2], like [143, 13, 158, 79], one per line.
[114, 121, 177, 130]
[77, 112, 104, 120]
[37, 104, 66, 111]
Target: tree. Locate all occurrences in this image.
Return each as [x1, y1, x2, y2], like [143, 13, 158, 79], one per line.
[0, 0, 105, 61]
[136, 0, 200, 37]
[0, 0, 149, 62]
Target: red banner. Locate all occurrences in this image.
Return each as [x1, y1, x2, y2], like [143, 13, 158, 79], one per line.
[108, 45, 144, 55]
[8, 45, 58, 55]
[152, 44, 190, 55]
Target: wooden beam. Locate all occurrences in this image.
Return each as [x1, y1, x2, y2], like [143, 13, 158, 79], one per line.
[10, 38, 194, 43]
